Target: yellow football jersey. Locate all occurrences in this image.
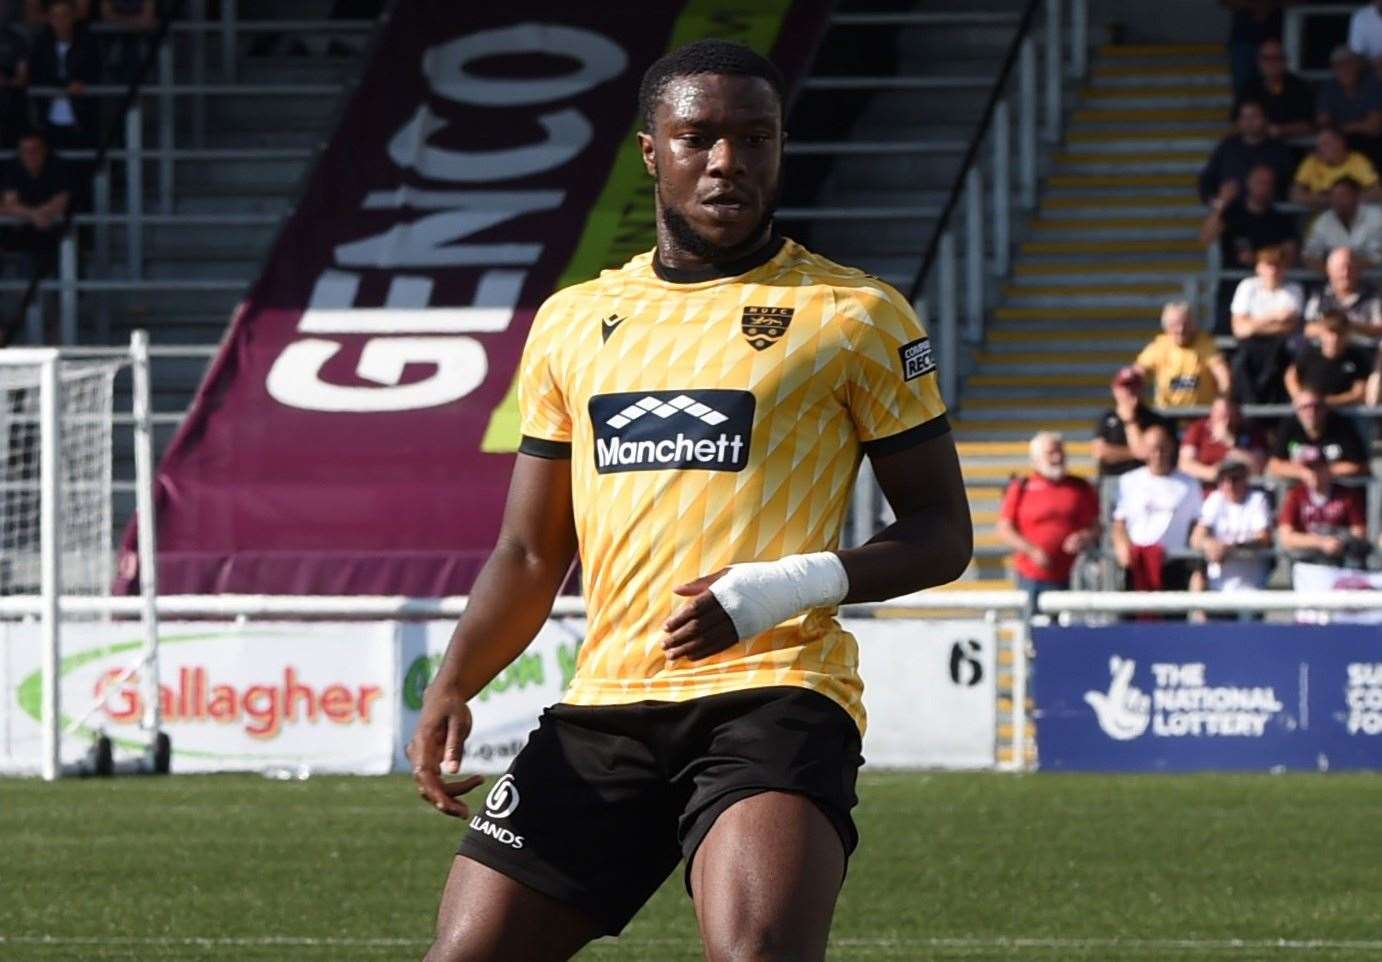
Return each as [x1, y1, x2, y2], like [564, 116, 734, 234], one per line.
[516, 236, 948, 733]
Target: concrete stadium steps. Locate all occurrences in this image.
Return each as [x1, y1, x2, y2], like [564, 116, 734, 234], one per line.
[952, 42, 1222, 585]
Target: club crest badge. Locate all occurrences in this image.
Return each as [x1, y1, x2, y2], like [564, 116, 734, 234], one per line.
[741, 306, 793, 351]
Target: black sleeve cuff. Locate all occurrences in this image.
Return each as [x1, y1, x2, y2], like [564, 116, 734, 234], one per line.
[861, 413, 951, 457]
[518, 435, 573, 459]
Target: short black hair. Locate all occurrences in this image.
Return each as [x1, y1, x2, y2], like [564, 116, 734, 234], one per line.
[638, 39, 786, 133]
[1333, 175, 1362, 193]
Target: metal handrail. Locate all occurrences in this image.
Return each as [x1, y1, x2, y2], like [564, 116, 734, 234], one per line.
[911, 0, 1043, 301]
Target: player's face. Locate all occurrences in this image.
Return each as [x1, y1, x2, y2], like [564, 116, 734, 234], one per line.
[640, 73, 782, 261]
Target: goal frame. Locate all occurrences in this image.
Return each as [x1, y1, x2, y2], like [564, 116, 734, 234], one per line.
[0, 334, 161, 780]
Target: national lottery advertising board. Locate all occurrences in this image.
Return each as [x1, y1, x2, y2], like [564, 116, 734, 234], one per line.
[1034, 624, 1382, 772]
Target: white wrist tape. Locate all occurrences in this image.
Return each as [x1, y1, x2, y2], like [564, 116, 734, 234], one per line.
[707, 551, 850, 642]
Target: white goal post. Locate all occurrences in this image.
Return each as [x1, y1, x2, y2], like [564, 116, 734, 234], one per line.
[0, 334, 161, 780]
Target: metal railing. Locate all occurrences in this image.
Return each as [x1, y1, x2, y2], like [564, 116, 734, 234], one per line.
[908, 0, 1089, 410]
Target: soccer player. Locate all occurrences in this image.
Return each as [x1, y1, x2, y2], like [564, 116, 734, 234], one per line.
[407, 39, 972, 962]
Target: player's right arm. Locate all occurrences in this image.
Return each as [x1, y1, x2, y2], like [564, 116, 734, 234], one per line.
[408, 452, 577, 817]
[410, 297, 577, 817]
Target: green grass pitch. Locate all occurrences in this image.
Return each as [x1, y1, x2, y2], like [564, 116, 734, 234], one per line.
[1, 771, 1378, 961]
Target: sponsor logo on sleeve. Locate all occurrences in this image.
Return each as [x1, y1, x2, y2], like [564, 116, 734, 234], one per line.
[898, 337, 935, 382]
[589, 389, 754, 473]
[741, 306, 793, 351]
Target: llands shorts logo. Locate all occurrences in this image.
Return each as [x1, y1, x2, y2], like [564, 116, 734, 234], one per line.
[589, 389, 755, 473]
[469, 774, 524, 849]
[484, 773, 520, 819]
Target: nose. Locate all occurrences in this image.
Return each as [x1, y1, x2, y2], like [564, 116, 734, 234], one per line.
[705, 137, 745, 178]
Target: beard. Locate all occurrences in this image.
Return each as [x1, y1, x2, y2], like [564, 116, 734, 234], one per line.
[655, 178, 778, 264]
[1034, 461, 1066, 481]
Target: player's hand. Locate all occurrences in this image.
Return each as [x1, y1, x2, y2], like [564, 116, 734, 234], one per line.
[406, 685, 483, 818]
[662, 569, 739, 661]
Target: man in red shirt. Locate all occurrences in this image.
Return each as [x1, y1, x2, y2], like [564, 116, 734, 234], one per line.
[1178, 396, 1268, 490]
[997, 431, 1101, 610]
[1277, 451, 1370, 567]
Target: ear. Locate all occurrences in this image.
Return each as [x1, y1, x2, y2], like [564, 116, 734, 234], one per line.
[637, 131, 656, 177]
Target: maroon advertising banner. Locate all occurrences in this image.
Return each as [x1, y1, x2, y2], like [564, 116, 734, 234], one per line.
[117, 0, 831, 595]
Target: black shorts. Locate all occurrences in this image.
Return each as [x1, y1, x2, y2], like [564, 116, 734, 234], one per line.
[456, 686, 863, 935]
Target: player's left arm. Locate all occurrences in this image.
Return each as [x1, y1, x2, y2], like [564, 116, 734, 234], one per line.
[663, 286, 971, 660]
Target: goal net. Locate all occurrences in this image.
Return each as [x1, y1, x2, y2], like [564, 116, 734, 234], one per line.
[0, 352, 122, 778]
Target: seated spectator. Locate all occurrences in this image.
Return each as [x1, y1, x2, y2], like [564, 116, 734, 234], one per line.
[1233, 39, 1315, 140]
[1179, 396, 1269, 486]
[1350, 0, 1382, 69]
[1286, 310, 1371, 406]
[1224, 0, 1282, 96]
[1303, 179, 1382, 269]
[1134, 300, 1230, 409]
[1230, 246, 1304, 404]
[1111, 425, 1204, 591]
[0, 2, 28, 150]
[1277, 451, 1370, 567]
[1092, 366, 1177, 477]
[1190, 458, 1274, 592]
[1198, 100, 1296, 204]
[996, 431, 1100, 608]
[1303, 246, 1382, 336]
[0, 129, 70, 272]
[1290, 129, 1381, 210]
[1315, 47, 1382, 162]
[1200, 163, 1299, 268]
[98, 0, 155, 83]
[28, 0, 102, 152]
[1267, 389, 1370, 480]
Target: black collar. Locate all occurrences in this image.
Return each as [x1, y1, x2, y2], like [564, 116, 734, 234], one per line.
[653, 233, 784, 283]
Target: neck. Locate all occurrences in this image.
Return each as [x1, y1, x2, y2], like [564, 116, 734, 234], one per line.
[654, 218, 775, 275]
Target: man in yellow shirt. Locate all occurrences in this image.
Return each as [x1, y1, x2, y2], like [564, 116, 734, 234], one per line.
[1291, 127, 1382, 208]
[1135, 301, 1231, 409]
[407, 39, 972, 962]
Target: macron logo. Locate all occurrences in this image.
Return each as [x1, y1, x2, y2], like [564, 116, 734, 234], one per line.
[589, 389, 754, 474]
[606, 394, 730, 429]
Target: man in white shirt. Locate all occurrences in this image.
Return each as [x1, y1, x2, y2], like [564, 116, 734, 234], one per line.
[1190, 458, 1273, 592]
[1230, 245, 1305, 404]
[1302, 177, 1382, 267]
[1112, 425, 1204, 591]
[1349, 1, 1382, 68]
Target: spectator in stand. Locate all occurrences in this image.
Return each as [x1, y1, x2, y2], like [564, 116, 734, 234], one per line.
[98, 0, 155, 83]
[0, 1, 29, 149]
[1315, 47, 1382, 163]
[1093, 366, 1177, 477]
[1291, 129, 1381, 210]
[1349, 0, 1382, 71]
[28, 0, 102, 152]
[1233, 39, 1315, 140]
[1277, 450, 1370, 567]
[1268, 389, 1370, 480]
[1222, 0, 1284, 96]
[1201, 164, 1299, 269]
[0, 128, 70, 272]
[1112, 425, 1204, 591]
[1286, 310, 1372, 405]
[1230, 245, 1304, 404]
[1179, 396, 1269, 487]
[1198, 100, 1296, 204]
[1190, 458, 1274, 593]
[1134, 300, 1230, 409]
[996, 431, 1101, 608]
[1302, 179, 1382, 269]
[1304, 246, 1382, 335]
[23, 0, 90, 26]
[1369, 352, 1382, 405]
